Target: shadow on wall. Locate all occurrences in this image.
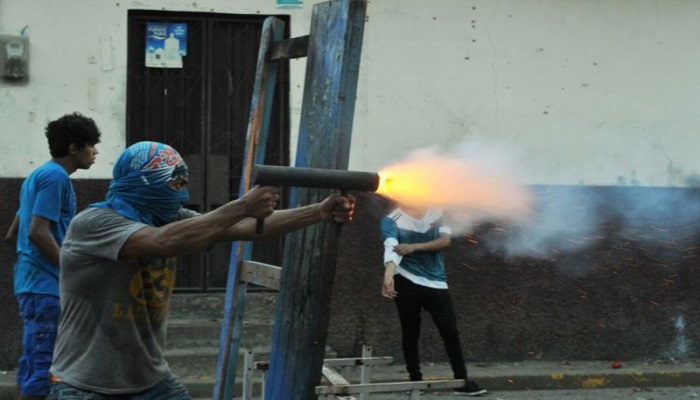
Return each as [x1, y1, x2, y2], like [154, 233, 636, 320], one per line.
[330, 187, 700, 363]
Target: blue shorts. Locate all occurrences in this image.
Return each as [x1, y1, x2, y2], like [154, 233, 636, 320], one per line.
[17, 293, 61, 396]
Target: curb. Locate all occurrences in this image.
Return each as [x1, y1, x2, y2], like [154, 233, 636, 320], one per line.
[2, 361, 699, 399]
[468, 370, 700, 392]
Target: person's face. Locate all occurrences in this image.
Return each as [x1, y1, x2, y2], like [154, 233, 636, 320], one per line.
[73, 143, 99, 170]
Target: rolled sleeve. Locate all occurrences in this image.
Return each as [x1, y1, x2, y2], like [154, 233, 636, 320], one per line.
[439, 226, 452, 236]
[383, 237, 402, 266]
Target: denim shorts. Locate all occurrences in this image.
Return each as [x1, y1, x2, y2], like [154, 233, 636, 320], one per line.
[48, 372, 192, 400]
[17, 293, 61, 396]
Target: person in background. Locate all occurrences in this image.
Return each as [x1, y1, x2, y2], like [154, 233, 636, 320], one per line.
[381, 202, 487, 397]
[48, 141, 355, 400]
[4, 113, 101, 400]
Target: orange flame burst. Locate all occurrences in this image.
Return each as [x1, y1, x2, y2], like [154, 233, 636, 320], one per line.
[376, 151, 533, 223]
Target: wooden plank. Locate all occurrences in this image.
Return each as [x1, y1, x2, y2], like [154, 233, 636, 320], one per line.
[265, 1, 367, 399]
[316, 380, 467, 395]
[239, 260, 282, 289]
[242, 349, 254, 400]
[254, 361, 270, 371]
[255, 355, 392, 371]
[213, 16, 285, 400]
[269, 35, 309, 60]
[358, 345, 371, 400]
[321, 366, 357, 400]
[323, 357, 393, 367]
[322, 365, 351, 386]
[292, 0, 366, 171]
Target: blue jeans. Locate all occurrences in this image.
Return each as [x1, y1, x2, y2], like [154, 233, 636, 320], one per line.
[48, 372, 192, 400]
[17, 293, 61, 396]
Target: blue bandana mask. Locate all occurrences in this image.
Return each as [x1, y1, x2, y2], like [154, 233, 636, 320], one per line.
[92, 141, 190, 227]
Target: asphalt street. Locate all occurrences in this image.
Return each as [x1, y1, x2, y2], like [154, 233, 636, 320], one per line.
[369, 386, 700, 400]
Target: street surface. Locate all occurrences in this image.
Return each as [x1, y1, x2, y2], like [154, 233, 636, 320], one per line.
[369, 386, 700, 399]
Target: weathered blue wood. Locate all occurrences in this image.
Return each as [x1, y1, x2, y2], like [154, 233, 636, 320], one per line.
[265, 1, 367, 399]
[213, 16, 285, 400]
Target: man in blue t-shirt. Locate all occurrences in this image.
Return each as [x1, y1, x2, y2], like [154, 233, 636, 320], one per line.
[381, 203, 486, 396]
[4, 113, 101, 400]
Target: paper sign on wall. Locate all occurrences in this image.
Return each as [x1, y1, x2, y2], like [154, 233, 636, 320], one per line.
[277, 0, 303, 8]
[146, 22, 188, 68]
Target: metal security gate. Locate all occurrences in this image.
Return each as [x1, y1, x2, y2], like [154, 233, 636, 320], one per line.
[126, 10, 289, 291]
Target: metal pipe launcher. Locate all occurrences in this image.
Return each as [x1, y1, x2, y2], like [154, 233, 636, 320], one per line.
[250, 164, 380, 233]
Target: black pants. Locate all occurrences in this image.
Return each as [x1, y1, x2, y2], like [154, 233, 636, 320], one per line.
[393, 274, 468, 381]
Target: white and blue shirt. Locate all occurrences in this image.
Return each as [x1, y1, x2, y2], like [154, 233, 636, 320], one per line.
[380, 208, 451, 289]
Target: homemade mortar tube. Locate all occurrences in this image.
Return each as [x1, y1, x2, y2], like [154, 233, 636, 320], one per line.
[251, 164, 380, 233]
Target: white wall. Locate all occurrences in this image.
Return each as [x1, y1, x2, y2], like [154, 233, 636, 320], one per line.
[2, 0, 700, 187]
[0, 0, 318, 178]
[353, 0, 700, 186]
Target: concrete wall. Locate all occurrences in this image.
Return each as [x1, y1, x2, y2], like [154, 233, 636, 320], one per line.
[1, 1, 700, 185]
[0, 0, 321, 179]
[0, 180, 22, 370]
[2, 0, 700, 369]
[330, 190, 700, 363]
[3, 184, 698, 368]
[0, 180, 108, 370]
[353, 0, 700, 187]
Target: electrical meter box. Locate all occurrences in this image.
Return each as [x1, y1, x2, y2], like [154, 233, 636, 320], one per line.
[0, 35, 29, 80]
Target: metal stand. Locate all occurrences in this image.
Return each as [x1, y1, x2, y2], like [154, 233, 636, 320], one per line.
[239, 345, 466, 400]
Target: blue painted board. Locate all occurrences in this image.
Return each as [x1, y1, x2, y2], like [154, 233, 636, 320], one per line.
[264, 1, 367, 399]
[212, 16, 285, 400]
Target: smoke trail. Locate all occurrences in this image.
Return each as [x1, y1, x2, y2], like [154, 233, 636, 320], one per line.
[377, 139, 700, 271]
[495, 186, 604, 260]
[497, 185, 700, 264]
[663, 315, 693, 362]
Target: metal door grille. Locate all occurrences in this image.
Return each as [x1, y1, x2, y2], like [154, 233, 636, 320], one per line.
[127, 11, 289, 291]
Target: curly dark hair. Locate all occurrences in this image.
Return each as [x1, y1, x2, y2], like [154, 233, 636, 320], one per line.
[45, 112, 102, 158]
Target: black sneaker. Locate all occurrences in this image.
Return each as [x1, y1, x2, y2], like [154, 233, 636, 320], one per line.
[454, 380, 487, 396]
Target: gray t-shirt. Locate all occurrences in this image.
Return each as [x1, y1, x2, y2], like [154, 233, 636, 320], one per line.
[50, 206, 198, 394]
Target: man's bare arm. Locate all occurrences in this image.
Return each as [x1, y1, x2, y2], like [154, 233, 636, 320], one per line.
[3, 215, 19, 248]
[119, 188, 273, 259]
[223, 193, 354, 241]
[119, 188, 353, 259]
[28, 216, 61, 265]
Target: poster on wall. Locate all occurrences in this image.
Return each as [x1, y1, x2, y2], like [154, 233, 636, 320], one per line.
[276, 0, 303, 8]
[145, 22, 188, 68]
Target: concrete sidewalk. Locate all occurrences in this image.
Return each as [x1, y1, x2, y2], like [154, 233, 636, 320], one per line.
[2, 359, 699, 399]
[362, 359, 700, 392]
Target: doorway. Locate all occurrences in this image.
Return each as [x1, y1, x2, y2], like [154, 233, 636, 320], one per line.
[126, 10, 290, 291]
